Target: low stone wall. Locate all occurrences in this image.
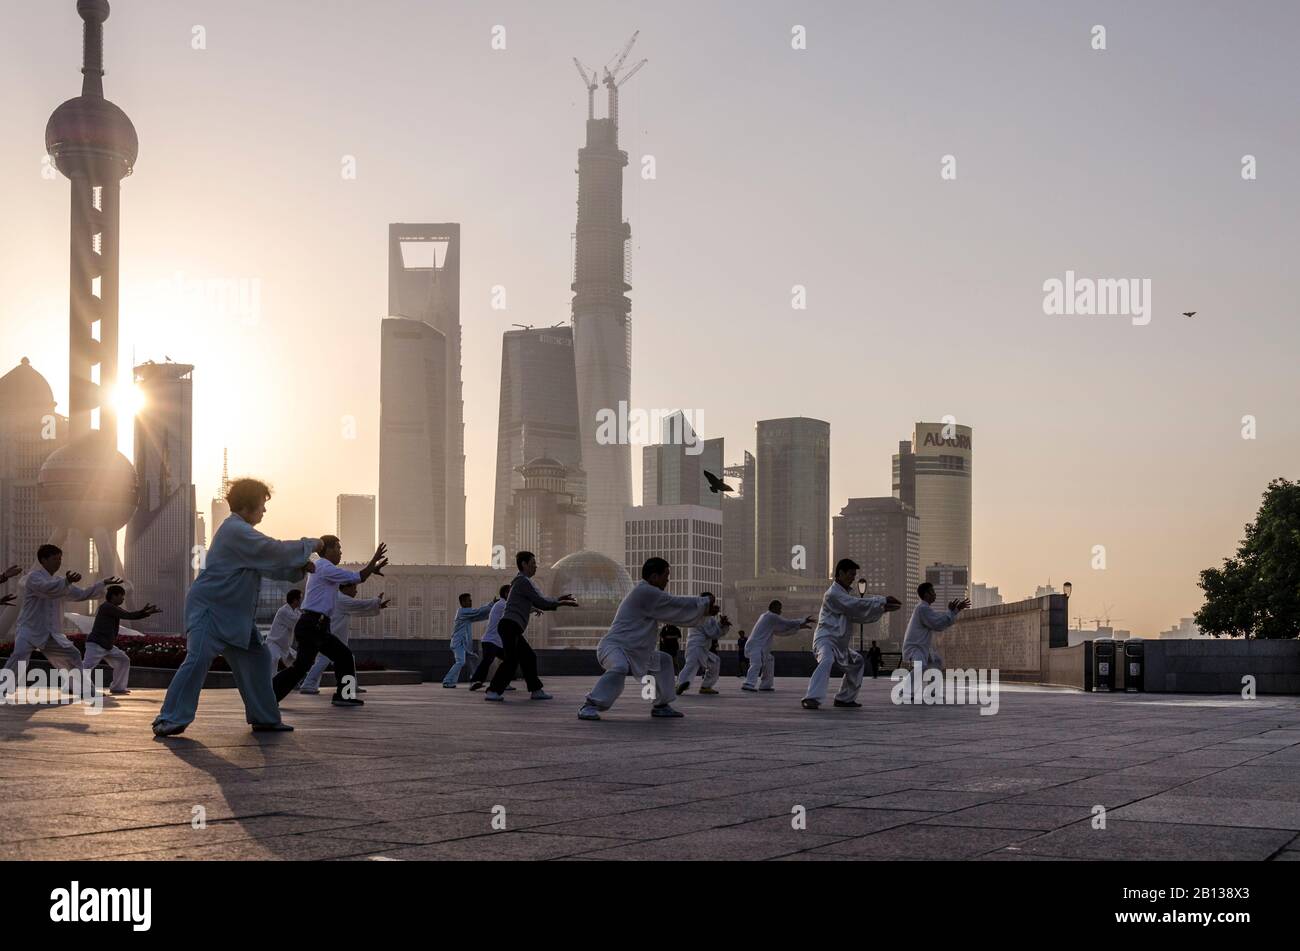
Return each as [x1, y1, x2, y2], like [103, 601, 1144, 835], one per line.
[936, 595, 1070, 684]
[1141, 638, 1300, 694]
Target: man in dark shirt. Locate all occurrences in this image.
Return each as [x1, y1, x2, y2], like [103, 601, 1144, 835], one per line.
[867, 640, 883, 679]
[81, 585, 161, 695]
[659, 625, 682, 674]
[736, 629, 748, 677]
[484, 551, 577, 702]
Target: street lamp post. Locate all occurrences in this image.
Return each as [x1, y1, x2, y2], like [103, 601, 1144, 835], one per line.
[857, 577, 868, 653]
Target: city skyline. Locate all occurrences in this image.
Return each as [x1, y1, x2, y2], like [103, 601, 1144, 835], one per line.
[1, 1, 1297, 636]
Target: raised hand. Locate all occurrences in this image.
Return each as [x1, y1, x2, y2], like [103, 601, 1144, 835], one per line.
[883, 595, 902, 612]
[557, 594, 579, 607]
[956, 598, 972, 612]
[802, 615, 817, 628]
[102, 576, 124, 586]
[0, 594, 14, 606]
[65, 571, 82, 584]
[378, 595, 392, 610]
[144, 603, 162, 616]
[302, 560, 317, 574]
[1, 565, 20, 582]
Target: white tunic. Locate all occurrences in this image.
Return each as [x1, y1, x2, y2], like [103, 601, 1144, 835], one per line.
[685, 615, 722, 652]
[266, 603, 301, 655]
[483, 598, 507, 649]
[902, 602, 958, 659]
[301, 560, 363, 615]
[330, 594, 382, 642]
[597, 581, 712, 678]
[18, 569, 105, 645]
[812, 583, 887, 661]
[745, 610, 805, 658]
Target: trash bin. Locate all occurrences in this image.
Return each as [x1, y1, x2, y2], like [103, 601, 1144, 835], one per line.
[1124, 638, 1145, 693]
[1094, 638, 1116, 692]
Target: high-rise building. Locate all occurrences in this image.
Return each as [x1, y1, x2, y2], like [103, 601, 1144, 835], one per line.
[337, 494, 376, 559]
[125, 360, 195, 631]
[971, 582, 1003, 609]
[832, 497, 920, 647]
[379, 317, 447, 565]
[893, 422, 973, 580]
[755, 417, 830, 580]
[491, 326, 583, 558]
[210, 448, 230, 534]
[509, 457, 585, 569]
[641, 412, 722, 511]
[624, 503, 723, 598]
[571, 46, 644, 562]
[0, 359, 67, 574]
[380, 224, 465, 565]
[925, 563, 970, 606]
[722, 451, 756, 592]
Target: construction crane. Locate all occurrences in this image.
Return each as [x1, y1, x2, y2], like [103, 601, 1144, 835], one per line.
[572, 58, 598, 119]
[601, 31, 647, 137]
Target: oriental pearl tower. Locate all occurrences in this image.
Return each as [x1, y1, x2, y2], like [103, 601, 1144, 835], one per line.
[39, 0, 139, 584]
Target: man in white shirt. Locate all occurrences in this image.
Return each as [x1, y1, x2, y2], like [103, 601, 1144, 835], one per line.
[742, 600, 815, 692]
[272, 535, 386, 707]
[578, 558, 717, 721]
[1, 544, 121, 698]
[265, 588, 302, 674]
[298, 582, 389, 694]
[675, 602, 729, 696]
[901, 582, 970, 695]
[801, 558, 901, 710]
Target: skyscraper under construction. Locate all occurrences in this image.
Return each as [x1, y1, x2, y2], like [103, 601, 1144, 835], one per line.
[570, 34, 646, 562]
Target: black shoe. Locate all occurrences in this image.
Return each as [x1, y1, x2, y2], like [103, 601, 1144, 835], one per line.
[800, 699, 820, 710]
[251, 722, 294, 732]
[469, 682, 484, 691]
[332, 697, 364, 707]
[833, 699, 862, 708]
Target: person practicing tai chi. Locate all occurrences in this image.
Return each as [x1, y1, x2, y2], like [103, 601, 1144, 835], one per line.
[265, 588, 302, 674]
[578, 557, 718, 722]
[801, 558, 901, 711]
[1, 545, 121, 699]
[0, 563, 21, 606]
[153, 479, 321, 737]
[675, 599, 729, 696]
[274, 535, 387, 706]
[741, 600, 815, 693]
[442, 592, 494, 688]
[900, 582, 970, 698]
[298, 582, 389, 695]
[484, 552, 576, 702]
[469, 583, 511, 691]
[81, 585, 161, 696]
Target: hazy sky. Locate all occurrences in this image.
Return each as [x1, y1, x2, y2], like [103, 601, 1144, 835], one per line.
[2, 0, 1297, 635]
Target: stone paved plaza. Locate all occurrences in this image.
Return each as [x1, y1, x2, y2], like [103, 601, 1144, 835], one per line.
[5, 676, 1300, 861]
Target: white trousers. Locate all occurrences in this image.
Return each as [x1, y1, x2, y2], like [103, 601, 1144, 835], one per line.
[586, 647, 675, 711]
[81, 643, 131, 692]
[900, 645, 943, 700]
[2, 630, 84, 695]
[675, 642, 720, 689]
[268, 641, 295, 676]
[802, 642, 864, 704]
[743, 649, 775, 690]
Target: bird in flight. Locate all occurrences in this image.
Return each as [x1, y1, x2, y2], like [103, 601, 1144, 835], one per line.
[703, 470, 734, 494]
[1182, 311, 1196, 318]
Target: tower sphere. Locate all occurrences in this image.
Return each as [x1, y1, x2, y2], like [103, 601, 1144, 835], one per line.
[38, 431, 138, 534]
[45, 97, 137, 179]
